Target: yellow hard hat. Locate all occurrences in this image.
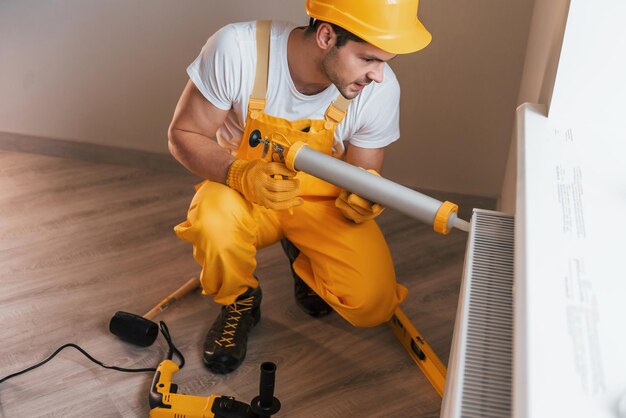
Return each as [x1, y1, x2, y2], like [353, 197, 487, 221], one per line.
[305, 0, 432, 54]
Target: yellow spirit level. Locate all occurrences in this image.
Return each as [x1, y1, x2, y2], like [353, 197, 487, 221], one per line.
[388, 307, 447, 397]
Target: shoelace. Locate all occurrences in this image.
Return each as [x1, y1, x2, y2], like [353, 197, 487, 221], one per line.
[215, 296, 255, 348]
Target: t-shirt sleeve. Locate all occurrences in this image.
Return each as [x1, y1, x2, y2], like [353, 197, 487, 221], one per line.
[348, 67, 401, 149]
[186, 24, 242, 111]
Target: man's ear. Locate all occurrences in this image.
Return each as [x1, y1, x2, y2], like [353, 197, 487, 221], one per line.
[316, 22, 336, 50]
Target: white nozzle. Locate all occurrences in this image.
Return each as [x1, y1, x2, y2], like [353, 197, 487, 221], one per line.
[453, 217, 470, 232]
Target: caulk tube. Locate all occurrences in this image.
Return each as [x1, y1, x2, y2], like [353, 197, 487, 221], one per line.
[285, 142, 470, 234]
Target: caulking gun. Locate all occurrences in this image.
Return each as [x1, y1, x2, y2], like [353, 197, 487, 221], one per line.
[248, 129, 470, 234]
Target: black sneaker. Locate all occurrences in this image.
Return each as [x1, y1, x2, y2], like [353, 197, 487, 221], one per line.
[203, 286, 261, 374]
[280, 239, 333, 317]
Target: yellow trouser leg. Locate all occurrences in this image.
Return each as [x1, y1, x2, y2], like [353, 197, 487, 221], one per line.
[174, 181, 281, 305]
[279, 198, 408, 327]
[175, 182, 407, 326]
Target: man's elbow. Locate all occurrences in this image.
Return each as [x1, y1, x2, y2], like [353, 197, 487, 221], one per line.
[167, 125, 182, 158]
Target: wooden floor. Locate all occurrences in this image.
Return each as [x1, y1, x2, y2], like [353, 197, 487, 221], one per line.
[0, 149, 495, 418]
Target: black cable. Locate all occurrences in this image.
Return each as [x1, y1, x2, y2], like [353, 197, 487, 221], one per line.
[0, 321, 185, 385]
[0, 343, 156, 384]
[158, 321, 185, 368]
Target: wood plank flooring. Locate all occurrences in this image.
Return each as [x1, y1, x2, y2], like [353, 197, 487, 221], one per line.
[0, 150, 495, 418]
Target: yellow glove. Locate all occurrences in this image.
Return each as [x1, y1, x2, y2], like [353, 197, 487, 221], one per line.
[335, 169, 385, 223]
[227, 159, 303, 210]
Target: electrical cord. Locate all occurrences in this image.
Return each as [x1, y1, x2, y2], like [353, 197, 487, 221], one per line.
[0, 321, 184, 385]
[159, 321, 185, 367]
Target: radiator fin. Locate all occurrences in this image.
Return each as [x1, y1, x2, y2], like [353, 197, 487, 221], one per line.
[460, 210, 515, 418]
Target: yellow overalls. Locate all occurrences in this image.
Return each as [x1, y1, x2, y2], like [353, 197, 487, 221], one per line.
[174, 21, 407, 327]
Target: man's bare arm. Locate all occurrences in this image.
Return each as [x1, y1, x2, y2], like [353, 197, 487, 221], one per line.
[168, 80, 235, 182]
[344, 142, 385, 173]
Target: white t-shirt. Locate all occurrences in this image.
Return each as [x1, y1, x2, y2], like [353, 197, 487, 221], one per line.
[187, 21, 401, 158]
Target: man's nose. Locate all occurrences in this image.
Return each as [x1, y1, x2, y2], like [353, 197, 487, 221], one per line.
[367, 63, 384, 84]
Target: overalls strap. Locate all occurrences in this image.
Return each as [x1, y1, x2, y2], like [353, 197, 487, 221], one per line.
[250, 20, 272, 112]
[325, 94, 351, 127]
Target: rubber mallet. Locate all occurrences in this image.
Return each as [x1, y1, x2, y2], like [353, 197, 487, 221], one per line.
[109, 276, 200, 346]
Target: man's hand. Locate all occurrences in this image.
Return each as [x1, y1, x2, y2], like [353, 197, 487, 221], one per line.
[227, 159, 303, 210]
[335, 169, 385, 223]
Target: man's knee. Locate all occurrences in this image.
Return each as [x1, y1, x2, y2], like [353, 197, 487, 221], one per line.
[183, 182, 252, 247]
[333, 280, 402, 327]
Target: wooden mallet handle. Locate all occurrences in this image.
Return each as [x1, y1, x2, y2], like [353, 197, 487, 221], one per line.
[143, 277, 201, 320]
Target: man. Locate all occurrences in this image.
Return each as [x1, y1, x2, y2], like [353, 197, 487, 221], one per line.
[168, 0, 432, 374]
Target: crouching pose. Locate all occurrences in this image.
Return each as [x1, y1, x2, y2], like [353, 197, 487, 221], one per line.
[168, 0, 432, 373]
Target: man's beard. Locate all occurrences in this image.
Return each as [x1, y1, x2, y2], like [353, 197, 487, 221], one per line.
[321, 49, 369, 100]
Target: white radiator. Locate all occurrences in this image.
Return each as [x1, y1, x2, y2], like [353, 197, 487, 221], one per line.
[441, 209, 515, 418]
[443, 103, 626, 418]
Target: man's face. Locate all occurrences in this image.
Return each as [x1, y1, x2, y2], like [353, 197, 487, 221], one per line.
[322, 40, 396, 100]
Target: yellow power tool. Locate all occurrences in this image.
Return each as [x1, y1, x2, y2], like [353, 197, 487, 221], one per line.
[149, 322, 280, 418]
[149, 360, 280, 418]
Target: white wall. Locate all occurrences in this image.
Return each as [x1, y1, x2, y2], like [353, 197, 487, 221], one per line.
[498, 0, 570, 213]
[390, 0, 533, 197]
[0, 0, 533, 197]
[0, 0, 304, 154]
